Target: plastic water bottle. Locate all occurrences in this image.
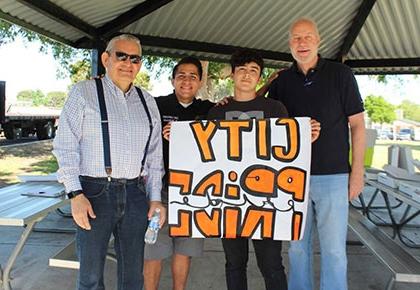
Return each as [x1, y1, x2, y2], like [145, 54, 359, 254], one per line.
[144, 208, 161, 244]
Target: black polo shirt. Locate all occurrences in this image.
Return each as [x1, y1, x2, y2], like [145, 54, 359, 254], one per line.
[155, 92, 214, 177]
[268, 57, 364, 175]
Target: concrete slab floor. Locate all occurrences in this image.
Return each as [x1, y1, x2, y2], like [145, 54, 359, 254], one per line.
[1, 217, 419, 290]
[1, 187, 419, 290]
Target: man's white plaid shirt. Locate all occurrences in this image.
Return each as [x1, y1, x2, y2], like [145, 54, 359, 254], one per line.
[53, 75, 163, 201]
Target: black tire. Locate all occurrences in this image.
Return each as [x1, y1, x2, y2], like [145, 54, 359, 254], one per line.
[3, 124, 14, 140]
[36, 121, 55, 140]
[22, 128, 30, 137]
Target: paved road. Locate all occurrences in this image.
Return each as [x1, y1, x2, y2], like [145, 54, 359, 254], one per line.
[0, 133, 40, 147]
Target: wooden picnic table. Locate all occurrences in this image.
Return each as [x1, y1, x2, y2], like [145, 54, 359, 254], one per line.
[0, 181, 67, 290]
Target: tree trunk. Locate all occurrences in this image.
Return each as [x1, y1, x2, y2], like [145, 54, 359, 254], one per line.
[197, 60, 214, 101]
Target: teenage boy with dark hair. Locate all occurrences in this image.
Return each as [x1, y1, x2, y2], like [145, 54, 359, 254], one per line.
[208, 49, 320, 290]
[208, 50, 288, 121]
[144, 56, 214, 290]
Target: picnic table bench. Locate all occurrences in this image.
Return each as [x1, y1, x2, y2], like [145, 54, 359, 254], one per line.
[348, 207, 420, 289]
[49, 238, 116, 270]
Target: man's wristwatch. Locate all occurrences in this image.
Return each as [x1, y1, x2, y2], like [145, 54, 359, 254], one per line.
[67, 190, 83, 199]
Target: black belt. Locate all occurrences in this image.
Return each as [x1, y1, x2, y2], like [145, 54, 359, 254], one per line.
[94, 78, 153, 181]
[80, 175, 141, 185]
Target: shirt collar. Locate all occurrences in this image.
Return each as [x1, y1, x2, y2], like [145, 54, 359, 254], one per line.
[291, 55, 325, 75]
[172, 91, 198, 108]
[103, 74, 136, 97]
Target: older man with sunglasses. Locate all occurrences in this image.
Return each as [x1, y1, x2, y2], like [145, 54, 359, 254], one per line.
[53, 34, 165, 290]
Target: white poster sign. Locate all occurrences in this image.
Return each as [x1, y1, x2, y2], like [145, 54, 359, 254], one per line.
[168, 117, 311, 240]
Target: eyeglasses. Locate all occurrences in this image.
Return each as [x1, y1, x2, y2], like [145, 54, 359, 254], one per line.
[111, 51, 142, 64]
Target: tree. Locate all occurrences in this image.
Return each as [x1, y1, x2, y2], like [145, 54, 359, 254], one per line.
[16, 89, 46, 106]
[16, 89, 66, 107]
[69, 59, 91, 84]
[212, 78, 234, 101]
[142, 56, 176, 78]
[46, 91, 67, 108]
[368, 74, 418, 84]
[134, 72, 153, 91]
[399, 100, 420, 122]
[364, 95, 396, 124]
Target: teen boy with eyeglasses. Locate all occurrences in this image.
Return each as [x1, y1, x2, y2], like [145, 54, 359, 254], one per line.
[53, 34, 165, 290]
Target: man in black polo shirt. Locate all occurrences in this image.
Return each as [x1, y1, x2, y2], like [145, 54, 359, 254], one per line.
[267, 18, 366, 290]
[144, 57, 214, 290]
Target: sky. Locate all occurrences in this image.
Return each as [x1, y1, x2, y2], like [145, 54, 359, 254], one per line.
[0, 38, 418, 105]
[0, 38, 173, 103]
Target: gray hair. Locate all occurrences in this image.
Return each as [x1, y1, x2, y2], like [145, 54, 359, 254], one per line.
[288, 17, 320, 39]
[105, 34, 142, 54]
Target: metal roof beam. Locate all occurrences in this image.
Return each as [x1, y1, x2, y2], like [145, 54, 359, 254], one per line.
[345, 58, 420, 68]
[0, 10, 75, 47]
[138, 35, 294, 62]
[354, 70, 420, 75]
[75, 34, 293, 62]
[98, 0, 175, 38]
[141, 49, 290, 69]
[142, 49, 229, 63]
[336, 0, 376, 61]
[15, 0, 97, 39]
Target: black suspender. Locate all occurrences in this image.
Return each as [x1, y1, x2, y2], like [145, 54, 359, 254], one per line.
[135, 87, 153, 175]
[94, 78, 153, 180]
[95, 78, 112, 179]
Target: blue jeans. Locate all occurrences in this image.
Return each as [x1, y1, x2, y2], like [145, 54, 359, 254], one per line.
[222, 238, 287, 290]
[288, 174, 349, 290]
[76, 176, 149, 290]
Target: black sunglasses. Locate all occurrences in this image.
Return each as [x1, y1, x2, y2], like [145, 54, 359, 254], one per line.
[112, 51, 142, 64]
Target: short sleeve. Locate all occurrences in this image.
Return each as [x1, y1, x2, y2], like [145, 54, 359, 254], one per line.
[340, 67, 364, 117]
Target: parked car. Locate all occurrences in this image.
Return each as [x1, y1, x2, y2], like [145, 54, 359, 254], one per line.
[413, 128, 420, 141]
[397, 128, 412, 141]
[377, 129, 393, 140]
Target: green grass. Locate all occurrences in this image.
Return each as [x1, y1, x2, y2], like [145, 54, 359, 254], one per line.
[371, 140, 420, 170]
[25, 156, 58, 174]
[0, 141, 57, 187]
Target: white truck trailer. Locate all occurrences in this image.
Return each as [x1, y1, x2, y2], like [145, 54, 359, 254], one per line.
[0, 81, 60, 140]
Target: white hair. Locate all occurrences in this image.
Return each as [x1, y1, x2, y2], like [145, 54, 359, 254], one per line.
[288, 17, 320, 39]
[105, 34, 142, 54]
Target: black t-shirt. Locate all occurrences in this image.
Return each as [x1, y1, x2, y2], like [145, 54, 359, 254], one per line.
[207, 96, 288, 120]
[155, 92, 214, 176]
[268, 57, 364, 175]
